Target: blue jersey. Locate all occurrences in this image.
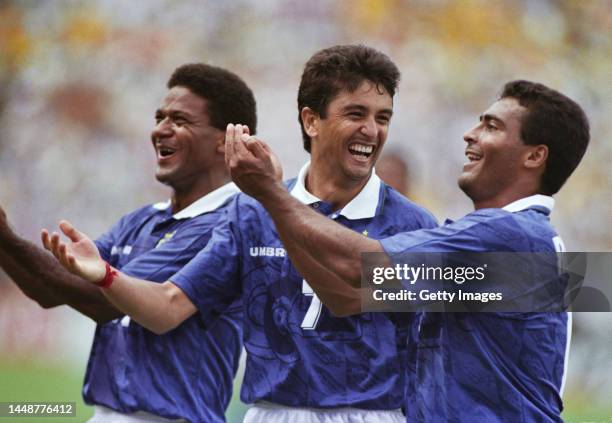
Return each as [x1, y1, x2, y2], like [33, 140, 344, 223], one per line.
[381, 195, 570, 423]
[87, 183, 241, 423]
[172, 163, 437, 409]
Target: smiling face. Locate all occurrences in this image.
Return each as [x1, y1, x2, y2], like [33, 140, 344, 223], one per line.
[151, 86, 224, 190]
[306, 80, 393, 184]
[459, 97, 535, 207]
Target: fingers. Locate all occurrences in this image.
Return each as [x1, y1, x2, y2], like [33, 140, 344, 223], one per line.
[244, 137, 267, 159]
[57, 241, 71, 268]
[41, 225, 79, 270]
[41, 229, 51, 251]
[59, 220, 82, 243]
[259, 140, 272, 153]
[225, 124, 284, 183]
[225, 124, 234, 167]
[57, 242, 79, 271]
[225, 123, 245, 166]
[226, 123, 255, 165]
[50, 231, 61, 255]
[233, 124, 251, 158]
[41, 229, 72, 269]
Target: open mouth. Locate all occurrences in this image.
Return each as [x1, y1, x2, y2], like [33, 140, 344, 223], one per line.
[465, 150, 483, 163]
[157, 146, 177, 160]
[348, 142, 375, 160]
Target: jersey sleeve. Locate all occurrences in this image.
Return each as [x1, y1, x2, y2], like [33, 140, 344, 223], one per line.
[118, 217, 219, 282]
[170, 199, 243, 324]
[94, 215, 130, 262]
[93, 205, 152, 262]
[380, 222, 484, 255]
[381, 211, 537, 255]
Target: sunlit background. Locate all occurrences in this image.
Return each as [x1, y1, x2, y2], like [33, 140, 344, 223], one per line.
[0, 1, 610, 422]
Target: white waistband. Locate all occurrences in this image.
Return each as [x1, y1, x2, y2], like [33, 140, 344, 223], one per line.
[89, 406, 187, 423]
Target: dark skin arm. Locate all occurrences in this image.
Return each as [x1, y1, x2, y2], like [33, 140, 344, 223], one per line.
[0, 206, 121, 323]
[224, 124, 383, 316]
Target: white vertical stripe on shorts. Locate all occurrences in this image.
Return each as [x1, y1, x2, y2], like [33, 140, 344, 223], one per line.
[244, 401, 405, 423]
[87, 405, 187, 423]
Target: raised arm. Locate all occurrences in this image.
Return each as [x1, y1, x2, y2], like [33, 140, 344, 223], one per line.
[0, 206, 121, 322]
[41, 220, 197, 334]
[224, 124, 383, 307]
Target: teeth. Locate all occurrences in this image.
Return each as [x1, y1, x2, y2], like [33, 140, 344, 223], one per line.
[159, 148, 176, 157]
[465, 151, 481, 161]
[349, 144, 374, 154]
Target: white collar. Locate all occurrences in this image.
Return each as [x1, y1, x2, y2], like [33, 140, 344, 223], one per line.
[152, 182, 240, 219]
[502, 194, 555, 213]
[289, 161, 381, 220]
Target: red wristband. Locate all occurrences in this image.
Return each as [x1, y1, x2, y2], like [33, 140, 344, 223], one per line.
[97, 262, 118, 289]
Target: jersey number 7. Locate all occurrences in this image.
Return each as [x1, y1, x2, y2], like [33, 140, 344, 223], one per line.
[301, 279, 322, 330]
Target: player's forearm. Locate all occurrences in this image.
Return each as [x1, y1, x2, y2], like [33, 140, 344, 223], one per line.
[0, 230, 121, 322]
[286, 241, 362, 317]
[257, 184, 383, 287]
[0, 247, 62, 307]
[101, 273, 194, 334]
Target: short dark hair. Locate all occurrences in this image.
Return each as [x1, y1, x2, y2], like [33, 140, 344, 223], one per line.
[297, 45, 400, 152]
[168, 63, 257, 134]
[500, 80, 590, 195]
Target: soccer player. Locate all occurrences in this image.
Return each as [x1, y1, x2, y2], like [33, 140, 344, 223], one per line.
[222, 80, 590, 422]
[43, 45, 437, 422]
[0, 63, 257, 422]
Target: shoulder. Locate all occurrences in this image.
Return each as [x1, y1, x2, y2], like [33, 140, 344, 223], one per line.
[112, 203, 163, 227]
[223, 191, 275, 231]
[229, 178, 297, 213]
[454, 208, 555, 252]
[380, 184, 438, 229]
[507, 209, 558, 251]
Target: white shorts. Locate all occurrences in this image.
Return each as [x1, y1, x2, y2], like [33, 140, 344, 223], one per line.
[87, 405, 187, 423]
[244, 401, 405, 423]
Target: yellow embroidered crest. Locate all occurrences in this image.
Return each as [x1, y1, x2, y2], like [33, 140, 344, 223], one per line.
[156, 231, 176, 248]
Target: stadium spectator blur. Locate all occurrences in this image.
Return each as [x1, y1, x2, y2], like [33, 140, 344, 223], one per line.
[376, 151, 411, 197]
[0, 1, 610, 421]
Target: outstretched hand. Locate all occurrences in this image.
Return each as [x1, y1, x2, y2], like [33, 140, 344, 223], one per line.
[225, 124, 284, 200]
[41, 220, 106, 283]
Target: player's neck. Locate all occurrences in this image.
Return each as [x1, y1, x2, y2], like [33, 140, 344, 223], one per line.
[472, 186, 540, 210]
[305, 166, 369, 212]
[170, 170, 230, 214]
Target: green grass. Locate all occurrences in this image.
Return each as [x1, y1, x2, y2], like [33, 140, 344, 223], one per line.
[0, 358, 250, 422]
[0, 359, 91, 422]
[562, 393, 612, 423]
[1, 359, 610, 422]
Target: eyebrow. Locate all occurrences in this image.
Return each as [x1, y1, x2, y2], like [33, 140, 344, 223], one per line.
[343, 104, 394, 116]
[155, 109, 193, 119]
[480, 113, 505, 127]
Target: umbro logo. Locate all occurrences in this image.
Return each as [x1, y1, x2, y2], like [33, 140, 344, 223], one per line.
[249, 246, 286, 257]
[111, 245, 133, 255]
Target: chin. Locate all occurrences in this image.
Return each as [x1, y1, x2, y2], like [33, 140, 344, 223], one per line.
[457, 174, 473, 196]
[346, 165, 372, 181]
[155, 171, 174, 185]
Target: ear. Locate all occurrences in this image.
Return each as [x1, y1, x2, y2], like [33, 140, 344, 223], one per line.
[215, 130, 226, 154]
[301, 107, 319, 140]
[524, 145, 548, 170]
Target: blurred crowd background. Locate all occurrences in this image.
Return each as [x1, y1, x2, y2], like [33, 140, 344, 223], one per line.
[0, 0, 610, 421]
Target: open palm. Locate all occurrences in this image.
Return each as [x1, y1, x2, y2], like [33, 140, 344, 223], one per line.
[42, 220, 106, 283]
